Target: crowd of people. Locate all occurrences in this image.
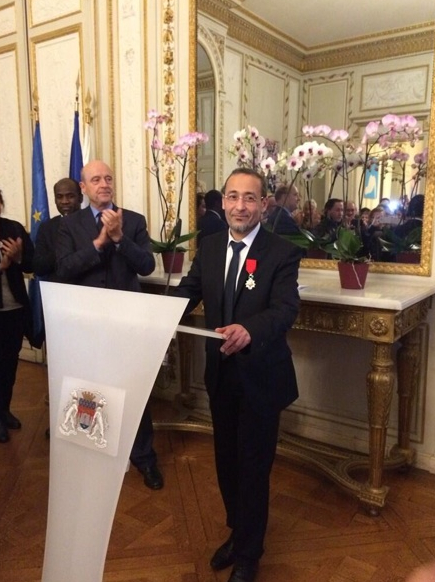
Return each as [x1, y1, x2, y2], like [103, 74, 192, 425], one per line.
[260, 185, 424, 262]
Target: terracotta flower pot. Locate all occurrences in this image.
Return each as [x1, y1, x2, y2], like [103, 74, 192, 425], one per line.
[161, 251, 185, 274]
[337, 261, 369, 290]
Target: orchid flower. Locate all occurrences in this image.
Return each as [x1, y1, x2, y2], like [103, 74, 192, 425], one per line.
[145, 110, 208, 252]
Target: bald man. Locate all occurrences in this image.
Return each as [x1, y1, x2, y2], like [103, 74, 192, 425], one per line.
[56, 160, 163, 490]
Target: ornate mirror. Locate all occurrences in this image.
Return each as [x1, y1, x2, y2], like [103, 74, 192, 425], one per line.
[194, 0, 435, 276]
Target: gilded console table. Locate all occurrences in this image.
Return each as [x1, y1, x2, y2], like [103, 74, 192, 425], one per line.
[141, 268, 435, 514]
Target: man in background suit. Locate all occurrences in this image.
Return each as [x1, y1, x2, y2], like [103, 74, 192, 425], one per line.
[173, 168, 300, 582]
[33, 178, 83, 439]
[56, 160, 163, 490]
[33, 178, 83, 281]
[197, 188, 228, 246]
[266, 183, 301, 235]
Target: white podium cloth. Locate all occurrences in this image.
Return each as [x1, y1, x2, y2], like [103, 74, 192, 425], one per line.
[40, 282, 188, 582]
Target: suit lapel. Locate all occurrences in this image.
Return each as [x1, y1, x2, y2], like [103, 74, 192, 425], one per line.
[81, 206, 99, 235]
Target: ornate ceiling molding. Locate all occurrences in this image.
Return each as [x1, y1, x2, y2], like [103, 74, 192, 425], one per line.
[198, 0, 435, 72]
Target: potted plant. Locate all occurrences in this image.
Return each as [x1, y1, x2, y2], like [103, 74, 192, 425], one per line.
[150, 220, 199, 273]
[379, 226, 422, 264]
[324, 227, 370, 289]
[144, 109, 208, 281]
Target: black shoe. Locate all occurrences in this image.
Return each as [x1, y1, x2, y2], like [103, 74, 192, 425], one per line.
[228, 561, 259, 582]
[2, 411, 21, 430]
[0, 420, 10, 443]
[45, 428, 50, 439]
[142, 465, 164, 490]
[210, 536, 235, 571]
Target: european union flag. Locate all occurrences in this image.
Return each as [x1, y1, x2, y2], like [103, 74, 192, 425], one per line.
[29, 120, 50, 349]
[69, 110, 83, 182]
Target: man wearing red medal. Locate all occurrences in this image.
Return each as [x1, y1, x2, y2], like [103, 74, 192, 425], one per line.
[174, 168, 300, 582]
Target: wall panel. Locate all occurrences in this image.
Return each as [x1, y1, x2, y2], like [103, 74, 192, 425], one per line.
[0, 48, 26, 222]
[31, 30, 82, 215]
[30, 0, 81, 27]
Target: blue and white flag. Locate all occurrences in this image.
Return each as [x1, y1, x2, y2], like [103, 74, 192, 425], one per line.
[29, 120, 50, 349]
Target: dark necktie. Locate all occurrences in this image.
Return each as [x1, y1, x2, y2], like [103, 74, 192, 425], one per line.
[96, 212, 103, 232]
[222, 241, 245, 326]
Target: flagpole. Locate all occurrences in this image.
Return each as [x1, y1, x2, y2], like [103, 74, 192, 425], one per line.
[69, 74, 84, 183]
[29, 90, 50, 349]
[74, 73, 80, 113]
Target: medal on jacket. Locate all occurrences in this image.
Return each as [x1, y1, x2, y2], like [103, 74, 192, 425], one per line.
[245, 259, 257, 290]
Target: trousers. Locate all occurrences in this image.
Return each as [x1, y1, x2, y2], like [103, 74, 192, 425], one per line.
[0, 308, 25, 412]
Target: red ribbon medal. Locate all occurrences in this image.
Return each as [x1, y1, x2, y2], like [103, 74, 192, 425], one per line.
[245, 259, 257, 289]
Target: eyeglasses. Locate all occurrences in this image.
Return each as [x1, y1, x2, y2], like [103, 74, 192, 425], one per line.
[224, 193, 263, 205]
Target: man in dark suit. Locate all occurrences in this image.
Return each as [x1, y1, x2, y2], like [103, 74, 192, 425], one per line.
[34, 178, 83, 439]
[0, 191, 35, 443]
[197, 188, 228, 245]
[33, 178, 83, 281]
[56, 160, 163, 490]
[173, 168, 300, 582]
[266, 183, 301, 235]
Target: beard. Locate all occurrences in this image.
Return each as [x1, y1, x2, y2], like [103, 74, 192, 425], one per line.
[227, 220, 255, 235]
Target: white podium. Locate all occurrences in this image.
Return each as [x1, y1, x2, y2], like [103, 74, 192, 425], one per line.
[40, 282, 189, 582]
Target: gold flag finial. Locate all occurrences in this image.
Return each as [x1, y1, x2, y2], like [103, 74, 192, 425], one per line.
[32, 89, 39, 123]
[74, 72, 80, 112]
[84, 88, 93, 125]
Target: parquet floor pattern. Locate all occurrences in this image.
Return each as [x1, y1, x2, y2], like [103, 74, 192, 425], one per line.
[1, 361, 435, 582]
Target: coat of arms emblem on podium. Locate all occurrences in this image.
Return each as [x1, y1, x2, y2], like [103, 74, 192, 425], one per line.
[59, 389, 109, 449]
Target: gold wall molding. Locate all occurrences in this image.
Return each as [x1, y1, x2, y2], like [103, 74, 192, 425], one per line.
[304, 29, 435, 72]
[198, 0, 434, 72]
[162, 0, 176, 232]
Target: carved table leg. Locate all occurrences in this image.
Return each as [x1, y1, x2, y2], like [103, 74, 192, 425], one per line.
[365, 342, 395, 512]
[175, 331, 196, 409]
[390, 327, 421, 463]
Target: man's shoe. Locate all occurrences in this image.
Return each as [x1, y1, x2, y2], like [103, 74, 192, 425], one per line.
[210, 536, 235, 571]
[0, 420, 10, 443]
[2, 411, 21, 430]
[142, 465, 164, 490]
[228, 561, 259, 582]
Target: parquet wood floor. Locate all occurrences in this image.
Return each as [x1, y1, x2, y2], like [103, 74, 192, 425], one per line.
[1, 361, 435, 582]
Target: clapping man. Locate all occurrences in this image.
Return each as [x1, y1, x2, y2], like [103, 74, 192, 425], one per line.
[56, 160, 163, 490]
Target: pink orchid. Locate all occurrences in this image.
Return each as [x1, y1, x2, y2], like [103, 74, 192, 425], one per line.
[312, 125, 331, 136]
[329, 129, 349, 143]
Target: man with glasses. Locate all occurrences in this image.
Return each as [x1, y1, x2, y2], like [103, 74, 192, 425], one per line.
[173, 168, 300, 582]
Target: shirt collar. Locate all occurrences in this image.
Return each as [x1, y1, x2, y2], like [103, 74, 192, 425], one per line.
[90, 204, 113, 219]
[227, 222, 261, 249]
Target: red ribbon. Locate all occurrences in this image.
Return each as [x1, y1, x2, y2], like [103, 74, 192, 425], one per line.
[246, 259, 257, 275]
